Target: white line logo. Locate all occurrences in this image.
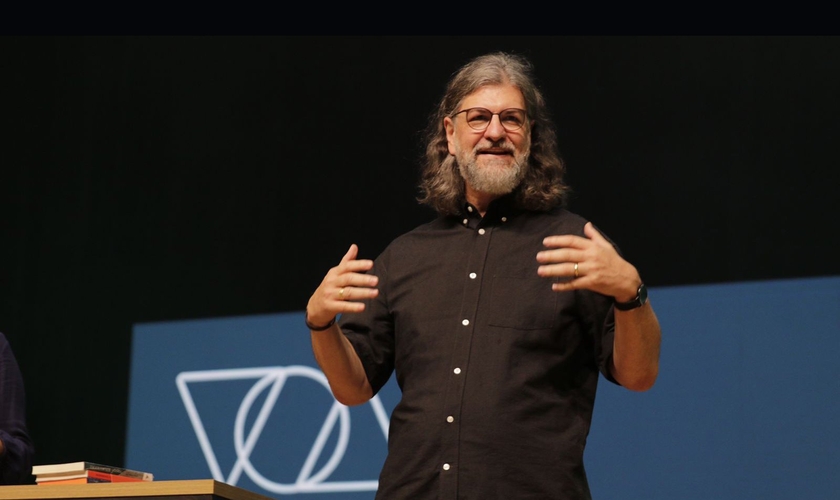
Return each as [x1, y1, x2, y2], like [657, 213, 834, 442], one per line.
[176, 366, 390, 494]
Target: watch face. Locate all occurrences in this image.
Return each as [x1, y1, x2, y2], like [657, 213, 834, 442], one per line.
[639, 283, 648, 305]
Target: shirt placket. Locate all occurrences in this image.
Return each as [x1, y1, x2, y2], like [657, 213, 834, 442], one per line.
[438, 209, 493, 499]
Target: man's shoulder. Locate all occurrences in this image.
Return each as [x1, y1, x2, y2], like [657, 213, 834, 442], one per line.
[394, 216, 450, 240]
[520, 206, 589, 235]
[375, 216, 457, 254]
[543, 206, 587, 223]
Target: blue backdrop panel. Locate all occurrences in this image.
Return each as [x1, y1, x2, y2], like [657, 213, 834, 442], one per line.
[126, 276, 840, 499]
[126, 313, 401, 498]
[586, 276, 840, 499]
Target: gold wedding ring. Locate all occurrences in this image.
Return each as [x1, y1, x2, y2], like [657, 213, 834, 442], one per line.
[574, 262, 579, 279]
[339, 287, 346, 300]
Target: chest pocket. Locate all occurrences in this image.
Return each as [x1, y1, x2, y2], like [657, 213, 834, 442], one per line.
[486, 275, 559, 330]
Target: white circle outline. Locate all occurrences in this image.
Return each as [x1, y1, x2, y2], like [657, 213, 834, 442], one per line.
[233, 365, 350, 494]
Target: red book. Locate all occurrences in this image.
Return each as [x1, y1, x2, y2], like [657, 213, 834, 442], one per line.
[37, 469, 151, 486]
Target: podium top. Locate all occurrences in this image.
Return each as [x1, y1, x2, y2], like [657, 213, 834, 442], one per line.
[0, 479, 274, 500]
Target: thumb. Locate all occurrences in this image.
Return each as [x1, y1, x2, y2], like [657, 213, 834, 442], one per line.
[340, 244, 359, 264]
[584, 222, 607, 242]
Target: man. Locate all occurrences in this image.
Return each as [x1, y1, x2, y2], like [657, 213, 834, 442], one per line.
[306, 52, 661, 499]
[0, 332, 35, 485]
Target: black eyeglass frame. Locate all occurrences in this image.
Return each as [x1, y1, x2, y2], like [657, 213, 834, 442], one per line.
[451, 107, 529, 132]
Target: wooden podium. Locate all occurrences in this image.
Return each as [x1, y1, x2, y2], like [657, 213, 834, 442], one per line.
[0, 479, 274, 500]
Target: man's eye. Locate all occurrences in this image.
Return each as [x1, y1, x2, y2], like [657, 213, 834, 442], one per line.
[501, 111, 525, 127]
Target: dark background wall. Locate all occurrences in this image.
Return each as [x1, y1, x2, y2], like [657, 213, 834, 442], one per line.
[1, 36, 838, 469]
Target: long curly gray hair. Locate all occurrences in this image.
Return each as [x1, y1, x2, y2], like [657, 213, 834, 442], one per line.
[417, 52, 569, 216]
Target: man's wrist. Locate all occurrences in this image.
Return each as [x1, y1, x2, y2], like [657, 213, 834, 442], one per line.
[614, 287, 638, 303]
[614, 283, 648, 311]
[305, 312, 336, 331]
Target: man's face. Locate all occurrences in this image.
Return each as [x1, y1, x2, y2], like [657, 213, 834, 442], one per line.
[444, 84, 531, 198]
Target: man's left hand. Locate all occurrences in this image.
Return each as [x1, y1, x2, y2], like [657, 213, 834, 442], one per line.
[537, 222, 640, 302]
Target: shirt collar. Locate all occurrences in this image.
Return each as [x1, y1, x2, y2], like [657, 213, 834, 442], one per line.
[458, 193, 519, 228]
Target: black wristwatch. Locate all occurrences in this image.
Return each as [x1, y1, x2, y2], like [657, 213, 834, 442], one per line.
[614, 283, 648, 311]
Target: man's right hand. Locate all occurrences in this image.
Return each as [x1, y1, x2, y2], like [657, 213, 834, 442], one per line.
[306, 244, 379, 328]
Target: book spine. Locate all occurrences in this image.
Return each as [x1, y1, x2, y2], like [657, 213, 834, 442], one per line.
[86, 470, 146, 482]
[83, 464, 153, 480]
[36, 470, 152, 483]
[38, 477, 110, 486]
[32, 462, 154, 481]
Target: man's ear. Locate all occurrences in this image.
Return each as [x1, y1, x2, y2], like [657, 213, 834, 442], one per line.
[444, 117, 456, 156]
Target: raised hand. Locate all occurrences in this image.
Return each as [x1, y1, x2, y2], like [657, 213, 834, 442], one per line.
[306, 244, 380, 328]
[536, 222, 641, 302]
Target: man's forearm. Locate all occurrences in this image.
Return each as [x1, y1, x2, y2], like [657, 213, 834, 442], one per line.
[611, 303, 661, 391]
[310, 324, 374, 406]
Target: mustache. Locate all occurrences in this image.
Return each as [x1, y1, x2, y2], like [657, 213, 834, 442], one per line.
[474, 141, 516, 154]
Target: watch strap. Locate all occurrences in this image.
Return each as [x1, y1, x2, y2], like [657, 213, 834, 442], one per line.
[614, 283, 647, 311]
[305, 313, 336, 331]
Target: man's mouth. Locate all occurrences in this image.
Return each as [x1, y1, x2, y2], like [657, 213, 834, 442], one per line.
[477, 148, 513, 156]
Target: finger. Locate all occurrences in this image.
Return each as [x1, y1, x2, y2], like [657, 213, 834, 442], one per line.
[327, 287, 379, 316]
[335, 286, 380, 302]
[551, 278, 589, 292]
[536, 248, 586, 264]
[584, 222, 608, 244]
[342, 259, 375, 273]
[339, 244, 359, 264]
[336, 244, 375, 274]
[542, 234, 591, 249]
[342, 272, 379, 288]
[333, 270, 380, 299]
[537, 262, 580, 279]
[328, 298, 369, 315]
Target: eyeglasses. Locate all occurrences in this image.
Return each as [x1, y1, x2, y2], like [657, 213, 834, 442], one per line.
[452, 107, 528, 132]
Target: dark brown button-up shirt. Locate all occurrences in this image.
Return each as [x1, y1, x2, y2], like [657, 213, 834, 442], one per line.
[341, 197, 618, 499]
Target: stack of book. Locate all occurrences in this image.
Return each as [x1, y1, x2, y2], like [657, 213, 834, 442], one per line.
[31, 461, 154, 486]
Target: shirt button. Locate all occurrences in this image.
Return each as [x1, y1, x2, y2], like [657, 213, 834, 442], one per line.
[446, 416, 454, 423]
[443, 463, 451, 471]
[453, 367, 461, 374]
[501, 216, 507, 222]
[462, 219, 468, 225]
[478, 228, 486, 235]
[469, 272, 477, 279]
[467, 206, 473, 212]
[461, 319, 469, 326]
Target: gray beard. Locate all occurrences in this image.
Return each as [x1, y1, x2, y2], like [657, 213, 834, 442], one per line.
[457, 148, 530, 196]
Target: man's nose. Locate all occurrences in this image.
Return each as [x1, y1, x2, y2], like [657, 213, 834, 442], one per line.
[483, 114, 507, 141]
